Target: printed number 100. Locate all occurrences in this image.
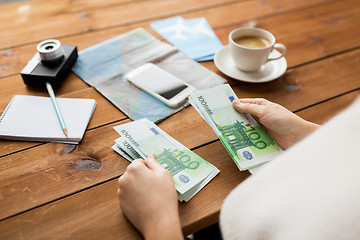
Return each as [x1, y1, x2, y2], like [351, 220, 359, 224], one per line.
[245, 124, 267, 149]
[174, 150, 200, 169]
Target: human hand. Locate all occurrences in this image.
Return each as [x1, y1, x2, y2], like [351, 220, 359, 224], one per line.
[117, 154, 183, 240]
[233, 98, 319, 149]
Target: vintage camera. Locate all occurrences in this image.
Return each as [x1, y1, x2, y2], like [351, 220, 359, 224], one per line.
[21, 39, 78, 87]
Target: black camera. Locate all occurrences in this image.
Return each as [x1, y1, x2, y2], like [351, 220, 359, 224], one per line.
[21, 39, 78, 87]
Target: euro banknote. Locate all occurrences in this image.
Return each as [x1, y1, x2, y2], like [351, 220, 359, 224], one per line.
[114, 137, 142, 160]
[189, 84, 282, 170]
[113, 118, 219, 201]
[112, 143, 134, 162]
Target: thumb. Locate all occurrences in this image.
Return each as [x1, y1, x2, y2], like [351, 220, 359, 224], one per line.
[146, 154, 163, 171]
[232, 99, 264, 118]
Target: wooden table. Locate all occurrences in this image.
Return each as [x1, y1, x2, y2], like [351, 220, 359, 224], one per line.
[0, 0, 359, 239]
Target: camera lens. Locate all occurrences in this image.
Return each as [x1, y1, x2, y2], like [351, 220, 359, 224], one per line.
[37, 39, 65, 63]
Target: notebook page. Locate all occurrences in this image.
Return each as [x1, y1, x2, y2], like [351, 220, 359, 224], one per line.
[0, 95, 96, 143]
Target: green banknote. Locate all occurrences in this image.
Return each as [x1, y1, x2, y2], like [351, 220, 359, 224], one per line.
[114, 137, 143, 161]
[113, 119, 219, 196]
[189, 84, 282, 170]
[112, 143, 135, 162]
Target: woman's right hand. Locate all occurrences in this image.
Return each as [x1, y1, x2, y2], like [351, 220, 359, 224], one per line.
[117, 154, 183, 240]
[233, 98, 319, 149]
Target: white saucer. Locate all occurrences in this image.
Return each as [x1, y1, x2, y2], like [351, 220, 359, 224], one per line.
[214, 45, 287, 83]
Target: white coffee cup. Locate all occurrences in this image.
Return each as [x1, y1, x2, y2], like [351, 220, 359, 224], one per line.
[229, 28, 286, 72]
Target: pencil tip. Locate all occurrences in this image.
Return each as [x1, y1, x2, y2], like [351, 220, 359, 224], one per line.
[63, 129, 68, 137]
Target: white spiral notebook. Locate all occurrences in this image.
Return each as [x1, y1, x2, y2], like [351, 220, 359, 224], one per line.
[0, 95, 96, 144]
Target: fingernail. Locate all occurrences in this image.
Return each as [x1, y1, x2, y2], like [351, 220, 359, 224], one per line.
[233, 99, 241, 106]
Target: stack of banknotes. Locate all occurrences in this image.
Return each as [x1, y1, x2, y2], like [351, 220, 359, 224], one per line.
[189, 84, 283, 173]
[112, 118, 220, 202]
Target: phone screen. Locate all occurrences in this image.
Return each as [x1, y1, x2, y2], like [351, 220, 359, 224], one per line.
[131, 66, 188, 100]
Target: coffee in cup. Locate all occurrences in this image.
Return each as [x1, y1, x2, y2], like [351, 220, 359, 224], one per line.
[233, 36, 271, 49]
[229, 28, 286, 72]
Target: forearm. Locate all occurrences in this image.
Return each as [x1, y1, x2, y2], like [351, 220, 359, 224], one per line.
[287, 119, 320, 148]
[269, 117, 320, 149]
[144, 214, 183, 240]
[294, 120, 319, 142]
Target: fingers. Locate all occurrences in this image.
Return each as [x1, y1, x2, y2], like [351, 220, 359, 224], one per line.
[119, 159, 148, 181]
[119, 156, 162, 182]
[238, 98, 269, 105]
[145, 154, 163, 171]
[233, 99, 265, 118]
[126, 158, 147, 172]
[118, 159, 148, 191]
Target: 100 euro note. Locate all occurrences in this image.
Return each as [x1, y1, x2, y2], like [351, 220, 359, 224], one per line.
[113, 137, 218, 201]
[113, 119, 219, 201]
[112, 136, 143, 162]
[189, 84, 282, 170]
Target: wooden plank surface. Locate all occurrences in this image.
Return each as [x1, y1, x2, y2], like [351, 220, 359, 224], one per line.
[231, 48, 360, 111]
[214, 0, 360, 68]
[1, 93, 357, 239]
[0, 141, 249, 240]
[2, 46, 360, 157]
[0, 0, 336, 77]
[2, 43, 360, 218]
[296, 90, 360, 124]
[1, 0, 360, 239]
[0, 105, 219, 219]
[0, 0, 238, 49]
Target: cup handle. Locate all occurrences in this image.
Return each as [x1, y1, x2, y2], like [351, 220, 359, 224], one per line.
[267, 43, 286, 62]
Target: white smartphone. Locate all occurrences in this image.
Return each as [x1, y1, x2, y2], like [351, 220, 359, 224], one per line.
[125, 63, 195, 108]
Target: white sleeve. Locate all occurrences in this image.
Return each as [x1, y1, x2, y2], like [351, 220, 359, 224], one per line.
[220, 98, 360, 240]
